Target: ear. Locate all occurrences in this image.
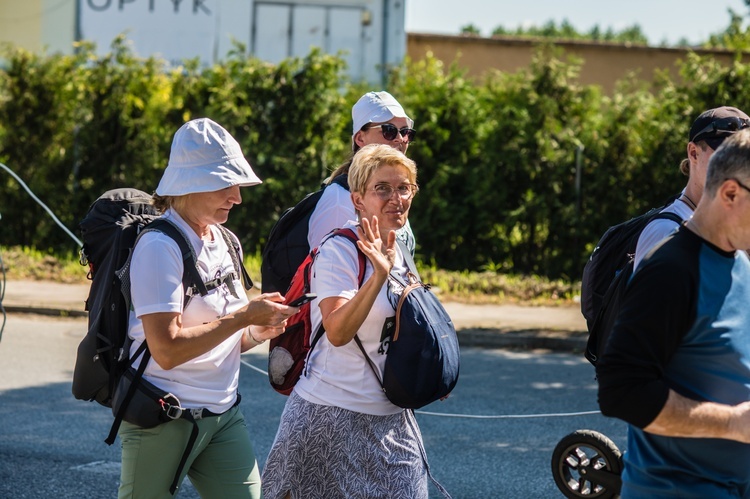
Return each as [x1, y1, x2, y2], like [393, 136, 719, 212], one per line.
[353, 130, 367, 149]
[687, 141, 700, 163]
[351, 191, 366, 212]
[720, 179, 741, 204]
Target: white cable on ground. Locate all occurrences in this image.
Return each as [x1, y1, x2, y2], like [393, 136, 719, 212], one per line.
[0, 162, 83, 247]
[241, 359, 268, 376]
[414, 409, 601, 419]
[240, 358, 602, 419]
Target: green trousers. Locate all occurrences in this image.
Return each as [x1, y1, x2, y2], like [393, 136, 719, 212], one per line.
[118, 405, 261, 498]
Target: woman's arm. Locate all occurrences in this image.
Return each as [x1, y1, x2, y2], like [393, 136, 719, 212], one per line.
[240, 324, 286, 352]
[320, 217, 396, 347]
[143, 292, 295, 370]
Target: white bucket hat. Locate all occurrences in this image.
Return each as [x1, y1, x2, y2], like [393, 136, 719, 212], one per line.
[351, 91, 413, 137]
[156, 118, 262, 196]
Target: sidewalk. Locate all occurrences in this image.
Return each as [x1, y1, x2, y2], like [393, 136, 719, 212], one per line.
[0, 280, 588, 352]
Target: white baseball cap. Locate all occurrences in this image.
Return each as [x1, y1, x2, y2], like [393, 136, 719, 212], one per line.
[351, 91, 413, 137]
[156, 118, 262, 196]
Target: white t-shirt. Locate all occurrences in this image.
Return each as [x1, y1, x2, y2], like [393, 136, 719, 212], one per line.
[307, 181, 356, 250]
[128, 209, 248, 413]
[307, 181, 416, 254]
[294, 221, 409, 416]
[633, 198, 694, 272]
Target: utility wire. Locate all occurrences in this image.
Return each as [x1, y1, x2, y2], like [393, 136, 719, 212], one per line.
[0, 162, 83, 342]
[0, 162, 82, 247]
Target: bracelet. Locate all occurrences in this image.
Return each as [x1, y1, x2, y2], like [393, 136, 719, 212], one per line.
[248, 327, 266, 346]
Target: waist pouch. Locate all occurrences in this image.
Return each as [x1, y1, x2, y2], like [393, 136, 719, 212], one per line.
[111, 367, 183, 429]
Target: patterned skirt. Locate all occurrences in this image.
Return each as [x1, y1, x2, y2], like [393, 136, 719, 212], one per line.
[261, 391, 430, 499]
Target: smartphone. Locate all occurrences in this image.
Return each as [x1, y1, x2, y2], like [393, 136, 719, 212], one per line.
[287, 293, 317, 307]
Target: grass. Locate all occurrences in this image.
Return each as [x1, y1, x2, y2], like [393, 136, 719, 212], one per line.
[0, 246, 89, 284]
[0, 245, 581, 306]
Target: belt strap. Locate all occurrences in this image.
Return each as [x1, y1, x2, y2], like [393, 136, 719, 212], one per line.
[105, 342, 150, 446]
[179, 393, 242, 421]
[170, 420, 199, 494]
[168, 393, 242, 494]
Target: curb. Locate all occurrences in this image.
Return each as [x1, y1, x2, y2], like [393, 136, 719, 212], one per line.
[2, 305, 88, 318]
[457, 327, 587, 352]
[0, 305, 589, 353]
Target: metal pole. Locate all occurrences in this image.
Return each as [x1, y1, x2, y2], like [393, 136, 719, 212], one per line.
[575, 144, 584, 216]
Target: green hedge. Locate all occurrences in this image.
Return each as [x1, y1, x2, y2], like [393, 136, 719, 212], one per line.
[1, 39, 748, 280]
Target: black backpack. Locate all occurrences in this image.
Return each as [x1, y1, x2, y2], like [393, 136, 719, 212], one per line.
[581, 202, 682, 365]
[72, 188, 250, 416]
[73, 188, 161, 407]
[261, 174, 349, 293]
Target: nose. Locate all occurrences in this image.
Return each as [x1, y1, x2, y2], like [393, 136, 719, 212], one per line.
[391, 136, 408, 153]
[386, 190, 406, 204]
[229, 185, 242, 204]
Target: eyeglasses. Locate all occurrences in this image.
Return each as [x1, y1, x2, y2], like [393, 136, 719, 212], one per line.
[726, 177, 750, 194]
[370, 182, 418, 200]
[692, 117, 750, 143]
[367, 123, 416, 142]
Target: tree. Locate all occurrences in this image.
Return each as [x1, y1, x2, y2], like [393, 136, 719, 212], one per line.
[703, 6, 750, 52]
[460, 24, 481, 36]
[490, 20, 649, 45]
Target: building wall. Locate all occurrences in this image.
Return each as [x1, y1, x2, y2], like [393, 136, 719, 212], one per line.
[0, 0, 44, 52]
[2, 6, 745, 92]
[407, 32, 750, 93]
[0, 0, 402, 84]
[0, 0, 76, 54]
[41, 0, 76, 53]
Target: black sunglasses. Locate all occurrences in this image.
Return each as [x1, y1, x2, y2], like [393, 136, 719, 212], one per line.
[692, 117, 750, 143]
[367, 123, 416, 142]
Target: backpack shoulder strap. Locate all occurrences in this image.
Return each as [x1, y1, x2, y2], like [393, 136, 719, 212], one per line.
[653, 211, 683, 225]
[328, 173, 350, 191]
[215, 224, 254, 291]
[327, 227, 366, 286]
[395, 239, 421, 282]
[306, 227, 367, 361]
[144, 218, 207, 302]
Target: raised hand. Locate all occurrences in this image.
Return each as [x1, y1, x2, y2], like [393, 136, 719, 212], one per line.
[357, 216, 397, 277]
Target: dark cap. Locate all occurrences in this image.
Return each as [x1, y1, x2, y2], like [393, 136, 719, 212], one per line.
[689, 106, 750, 150]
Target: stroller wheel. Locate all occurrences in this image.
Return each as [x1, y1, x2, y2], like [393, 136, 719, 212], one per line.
[551, 429, 623, 498]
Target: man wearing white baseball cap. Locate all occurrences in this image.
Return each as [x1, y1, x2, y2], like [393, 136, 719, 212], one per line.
[119, 118, 296, 498]
[308, 91, 417, 253]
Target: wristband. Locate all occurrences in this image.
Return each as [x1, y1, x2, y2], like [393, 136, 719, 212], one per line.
[247, 327, 266, 346]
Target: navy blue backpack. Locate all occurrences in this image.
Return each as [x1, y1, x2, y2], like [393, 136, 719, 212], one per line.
[357, 242, 460, 409]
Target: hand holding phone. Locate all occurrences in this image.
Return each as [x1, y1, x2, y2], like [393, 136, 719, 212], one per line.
[287, 293, 317, 307]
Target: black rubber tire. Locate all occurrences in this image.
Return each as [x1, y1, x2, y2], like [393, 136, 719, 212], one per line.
[551, 429, 623, 498]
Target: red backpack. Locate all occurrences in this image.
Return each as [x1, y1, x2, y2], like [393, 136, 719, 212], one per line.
[267, 228, 366, 395]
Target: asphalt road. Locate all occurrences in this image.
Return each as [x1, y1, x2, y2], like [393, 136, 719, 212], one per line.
[0, 314, 626, 498]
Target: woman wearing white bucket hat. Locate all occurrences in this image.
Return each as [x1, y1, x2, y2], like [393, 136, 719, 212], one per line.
[118, 118, 297, 498]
